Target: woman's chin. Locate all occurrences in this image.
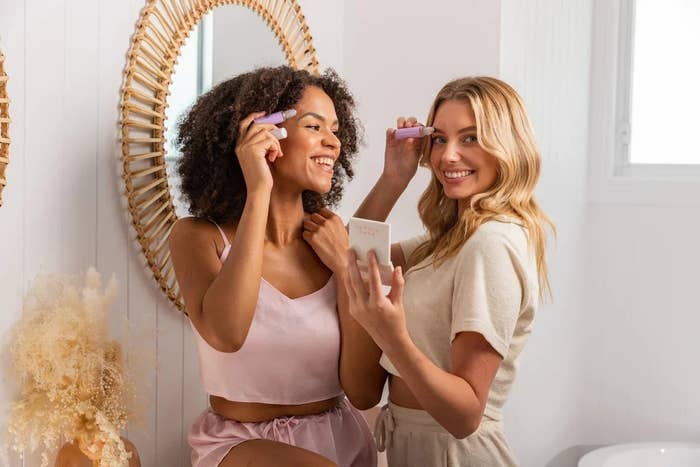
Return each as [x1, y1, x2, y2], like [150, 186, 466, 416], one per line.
[311, 181, 332, 194]
[441, 187, 463, 199]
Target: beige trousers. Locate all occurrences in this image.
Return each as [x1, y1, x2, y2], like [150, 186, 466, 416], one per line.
[374, 403, 517, 467]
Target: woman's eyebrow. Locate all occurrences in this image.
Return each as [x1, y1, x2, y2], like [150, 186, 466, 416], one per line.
[298, 112, 339, 126]
[432, 125, 477, 133]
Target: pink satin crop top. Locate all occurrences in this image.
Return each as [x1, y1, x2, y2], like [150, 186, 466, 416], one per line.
[188, 222, 344, 405]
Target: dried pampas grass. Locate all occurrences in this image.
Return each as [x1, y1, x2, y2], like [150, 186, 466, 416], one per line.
[5, 268, 135, 467]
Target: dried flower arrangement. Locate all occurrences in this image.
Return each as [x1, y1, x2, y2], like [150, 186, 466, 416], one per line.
[5, 268, 136, 467]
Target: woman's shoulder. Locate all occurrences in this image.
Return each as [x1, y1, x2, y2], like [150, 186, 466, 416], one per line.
[468, 216, 528, 248]
[450, 217, 531, 271]
[171, 216, 212, 237]
[170, 217, 234, 247]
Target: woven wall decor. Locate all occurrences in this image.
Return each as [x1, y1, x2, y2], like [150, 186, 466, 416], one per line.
[0, 50, 10, 207]
[120, 0, 319, 311]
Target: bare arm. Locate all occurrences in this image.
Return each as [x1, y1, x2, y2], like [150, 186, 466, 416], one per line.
[383, 330, 502, 438]
[346, 235, 520, 438]
[170, 112, 282, 352]
[302, 209, 388, 409]
[170, 192, 271, 353]
[353, 172, 409, 223]
[324, 118, 423, 405]
[354, 119, 424, 269]
[336, 274, 388, 409]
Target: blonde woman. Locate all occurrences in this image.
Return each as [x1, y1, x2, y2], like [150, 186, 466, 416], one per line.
[340, 77, 554, 466]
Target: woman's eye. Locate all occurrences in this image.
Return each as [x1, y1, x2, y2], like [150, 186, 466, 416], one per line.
[463, 135, 478, 143]
[306, 125, 321, 131]
[431, 136, 446, 144]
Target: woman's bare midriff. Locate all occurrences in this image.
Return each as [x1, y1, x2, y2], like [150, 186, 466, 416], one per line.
[388, 375, 423, 409]
[210, 394, 345, 423]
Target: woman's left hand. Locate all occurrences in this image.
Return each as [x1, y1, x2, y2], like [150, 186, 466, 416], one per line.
[344, 249, 409, 350]
[302, 208, 349, 274]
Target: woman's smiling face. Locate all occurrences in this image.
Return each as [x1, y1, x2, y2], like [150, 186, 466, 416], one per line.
[429, 99, 499, 205]
[274, 86, 341, 194]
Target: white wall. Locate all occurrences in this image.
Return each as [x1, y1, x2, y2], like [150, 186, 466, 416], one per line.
[583, 206, 700, 444]
[500, 1, 592, 465]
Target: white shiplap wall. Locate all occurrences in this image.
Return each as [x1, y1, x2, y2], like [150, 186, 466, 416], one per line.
[0, 1, 343, 466]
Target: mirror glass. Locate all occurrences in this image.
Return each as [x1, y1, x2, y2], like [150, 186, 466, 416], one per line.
[165, 5, 287, 217]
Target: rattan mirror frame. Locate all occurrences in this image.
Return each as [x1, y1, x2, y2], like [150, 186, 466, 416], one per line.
[0, 50, 10, 207]
[120, 0, 319, 311]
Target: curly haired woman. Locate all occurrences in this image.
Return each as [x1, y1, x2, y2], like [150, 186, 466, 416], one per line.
[169, 66, 376, 467]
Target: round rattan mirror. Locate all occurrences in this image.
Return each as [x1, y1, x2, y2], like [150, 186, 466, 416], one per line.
[0, 50, 10, 207]
[120, 0, 319, 311]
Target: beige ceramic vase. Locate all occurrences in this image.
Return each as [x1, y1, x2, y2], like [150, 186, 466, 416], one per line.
[54, 437, 141, 467]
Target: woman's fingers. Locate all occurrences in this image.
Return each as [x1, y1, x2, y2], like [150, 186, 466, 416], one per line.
[396, 116, 418, 128]
[310, 213, 326, 225]
[346, 249, 368, 300]
[366, 250, 384, 303]
[387, 266, 405, 306]
[303, 219, 320, 233]
[245, 130, 283, 162]
[239, 111, 267, 138]
[317, 207, 335, 219]
[245, 124, 281, 144]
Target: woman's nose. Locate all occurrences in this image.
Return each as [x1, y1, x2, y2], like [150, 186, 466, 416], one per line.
[441, 143, 461, 162]
[323, 130, 340, 150]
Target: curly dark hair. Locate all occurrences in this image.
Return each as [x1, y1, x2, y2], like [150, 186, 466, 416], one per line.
[175, 66, 361, 224]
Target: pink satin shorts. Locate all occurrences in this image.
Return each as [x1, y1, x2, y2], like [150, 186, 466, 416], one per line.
[188, 398, 377, 467]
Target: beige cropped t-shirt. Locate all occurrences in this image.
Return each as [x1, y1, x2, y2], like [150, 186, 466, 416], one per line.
[380, 217, 539, 420]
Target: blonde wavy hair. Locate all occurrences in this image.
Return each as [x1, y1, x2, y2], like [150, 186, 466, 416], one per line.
[411, 76, 555, 298]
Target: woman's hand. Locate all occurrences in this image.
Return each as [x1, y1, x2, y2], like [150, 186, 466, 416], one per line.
[302, 208, 350, 274]
[235, 111, 284, 193]
[382, 116, 423, 187]
[343, 249, 410, 351]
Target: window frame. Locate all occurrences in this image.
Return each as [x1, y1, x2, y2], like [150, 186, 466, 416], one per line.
[589, 0, 700, 205]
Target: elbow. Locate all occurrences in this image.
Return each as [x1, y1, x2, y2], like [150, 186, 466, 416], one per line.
[223, 327, 250, 352]
[340, 377, 383, 410]
[450, 427, 477, 440]
[197, 317, 248, 353]
[199, 300, 250, 353]
[346, 392, 382, 411]
[212, 340, 243, 353]
[449, 415, 482, 440]
[204, 332, 245, 353]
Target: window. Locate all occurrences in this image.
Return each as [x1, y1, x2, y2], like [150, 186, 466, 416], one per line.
[165, 15, 213, 165]
[615, 0, 700, 174]
[164, 15, 213, 216]
[589, 0, 700, 204]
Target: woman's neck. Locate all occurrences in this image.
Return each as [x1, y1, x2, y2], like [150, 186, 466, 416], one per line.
[265, 189, 306, 246]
